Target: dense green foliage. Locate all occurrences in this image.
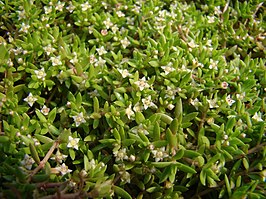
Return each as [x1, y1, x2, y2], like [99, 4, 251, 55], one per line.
[0, 0, 265, 198]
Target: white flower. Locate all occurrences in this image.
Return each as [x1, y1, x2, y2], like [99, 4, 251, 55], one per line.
[111, 24, 119, 33]
[50, 56, 62, 66]
[161, 62, 175, 75]
[43, 44, 56, 56]
[142, 96, 157, 110]
[188, 40, 198, 48]
[95, 57, 106, 67]
[33, 138, 40, 146]
[181, 64, 192, 72]
[88, 25, 94, 34]
[151, 147, 169, 162]
[41, 105, 50, 115]
[51, 150, 67, 163]
[113, 148, 128, 162]
[223, 134, 229, 140]
[209, 59, 218, 70]
[21, 154, 35, 170]
[7, 59, 14, 67]
[131, 124, 149, 135]
[72, 112, 86, 127]
[119, 171, 131, 183]
[190, 98, 201, 110]
[214, 6, 222, 15]
[226, 95, 235, 106]
[89, 55, 97, 64]
[207, 16, 215, 23]
[132, 5, 141, 13]
[133, 102, 142, 112]
[116, 11, 125, 17]
[44, 6, 52, 14]
[167, 104, 175, 110]
[80, 169, 88, 177]
[56, 163, 72, 175]
[236, 92, 245, 100]
[134, 77, 149, 91]
[252, 112, 263, 122]
[70, 52, 78, 64]
[34, 68, 46, 80]
[125, 104, 134, 119]
[129, 155, 136, 162]
[67, 136, 80, 150]
[121, 37, 130, 49]
[19, 23, 30, 33]
[57, 70, 67, 84]
[81, 2, 91, 11]
[211, 161, 223, 174]
[118, 69, 130, 78]
[101, 29, 108, 36]
[24, 93, 37, 107]
[103, 18, 113, 29]
[221, 81, 229, 89]
[165, 86, 180, 100]
[55, 1, 65, 11]
[66, 2, 75, 13]
[89, 159, 97, 170]
[207, 99, 218, 109]
[17, 10, 26, 20]
[192, 58, 203, 67]
[96, 46, 107, 56]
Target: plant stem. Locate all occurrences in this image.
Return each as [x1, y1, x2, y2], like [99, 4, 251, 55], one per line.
[28, 140, 59, 182]
[39, 191, 87, 199]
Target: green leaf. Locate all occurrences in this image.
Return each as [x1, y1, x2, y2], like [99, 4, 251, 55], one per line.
[35, 134, 53, 144]
[175, 162, 196, 174]
[122, 139, 135, 146]
[69, 148, 75, 160]
[113, 186, 132, 199]
[224, 174, 231, 197]
[152, 162, 173, 168]
[242, 158, 249, 170]
[135, 112, 145, 124]
[13, 84, 25, 93]
[93, 97, 99, 112]
[48, 108, 57, 123]
[174, 97, 183, 121]
[112, 128, 121, 141]
[153, 121, 160, 141]
[76, 92, 82, 107]
[29, 143, 40, 164]
[31, 174, 49, 182]
[200, 169, 206, 186]
[128, 61, 137, 68]
[203, 154, 221, 169]
[36, 109, 47, 123]
[0, 136, 9, 143]
[166, 128, 174, 147]
[172, 149, 184, 160]
[84, 155, 89, 171]
[149, 60, 159, 67]
[205, 168, 220, 181]
[182, 112, 198, 123]
[48, 125, 60, 135]
[138, 131, 149, 143]
[146, 186, 160, 193]
[156, 113, 173, 124]
[0, 44, 9, 63]
[184, 150, 201, 158]
[169, 118, 179, 134]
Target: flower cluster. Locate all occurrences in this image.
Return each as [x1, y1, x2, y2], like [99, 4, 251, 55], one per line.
[0, 0, 265, 198]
